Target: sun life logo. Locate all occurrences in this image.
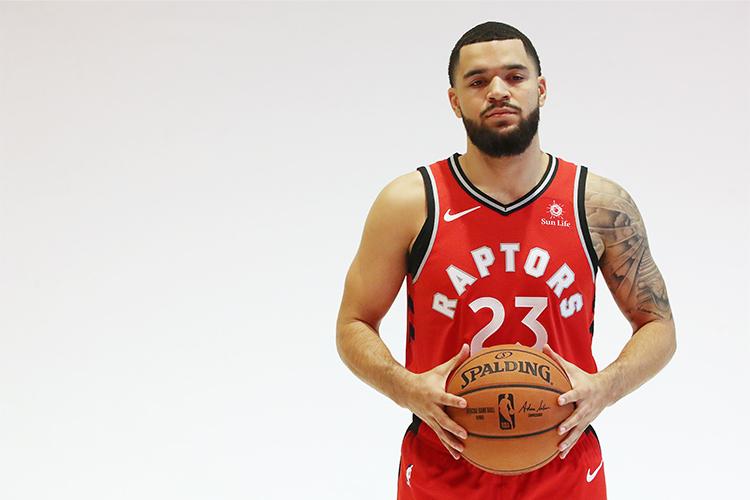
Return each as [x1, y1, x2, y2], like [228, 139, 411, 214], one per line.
[540, 200, 571, 228]
[547, 200, 564, 218]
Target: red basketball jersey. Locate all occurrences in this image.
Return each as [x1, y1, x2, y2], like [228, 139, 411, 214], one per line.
[405, 151, 600, 450]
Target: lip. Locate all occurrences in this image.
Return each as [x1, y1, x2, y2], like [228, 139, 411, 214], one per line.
[485, 109, 517, 118]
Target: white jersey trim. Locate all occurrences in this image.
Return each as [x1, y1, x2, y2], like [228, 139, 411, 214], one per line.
[448, 153, 558, 214]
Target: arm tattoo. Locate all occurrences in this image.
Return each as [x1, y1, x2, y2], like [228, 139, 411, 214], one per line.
[585, 174, 673, 326]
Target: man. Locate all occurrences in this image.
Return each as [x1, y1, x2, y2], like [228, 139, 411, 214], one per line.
[336, 21, 675, 499]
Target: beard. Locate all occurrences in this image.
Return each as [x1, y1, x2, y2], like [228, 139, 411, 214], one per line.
[462, 104, 540, 158]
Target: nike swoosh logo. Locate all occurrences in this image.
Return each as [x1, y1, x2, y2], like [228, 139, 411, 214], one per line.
[443, 206, 481, 222]
[586, 460, 603, 483]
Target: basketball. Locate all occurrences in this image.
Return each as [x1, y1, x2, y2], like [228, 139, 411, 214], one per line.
[445, 344, 575, 475]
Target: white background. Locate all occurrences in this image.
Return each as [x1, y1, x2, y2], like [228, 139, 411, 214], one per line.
[1, 1, 748, 499]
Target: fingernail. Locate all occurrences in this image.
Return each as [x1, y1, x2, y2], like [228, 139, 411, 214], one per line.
[459, 400, 467, 407]
[559, 397, 566, 405]
[559, 426, 566, 434]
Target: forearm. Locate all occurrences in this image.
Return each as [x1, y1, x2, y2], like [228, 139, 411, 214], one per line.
[336, 319, 414, 408]
[599, 319, 677, 406]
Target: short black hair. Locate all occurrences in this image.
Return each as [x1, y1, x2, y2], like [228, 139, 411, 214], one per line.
[448, 21, 542, 87]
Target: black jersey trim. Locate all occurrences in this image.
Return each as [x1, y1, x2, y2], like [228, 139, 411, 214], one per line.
[576, 165, 600, 279]
[407, 413, 422, 436]
[448, 152, 557, 216]
[589, 296, 596, 337]
[584, 423, 599, 443]
[406, 166, 433, 279]
[407, 166, 439, 283]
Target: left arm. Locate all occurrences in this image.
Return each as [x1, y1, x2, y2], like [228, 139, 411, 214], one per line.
[544, 172, 676, 458]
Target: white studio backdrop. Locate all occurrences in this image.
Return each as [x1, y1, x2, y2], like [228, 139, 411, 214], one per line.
[0, 1, 747, 499]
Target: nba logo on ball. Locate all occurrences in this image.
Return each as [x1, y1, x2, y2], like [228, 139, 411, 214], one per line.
[498, 394, 516, 430]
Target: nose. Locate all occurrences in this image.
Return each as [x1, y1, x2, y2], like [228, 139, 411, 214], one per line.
[486, 75, 511, 102]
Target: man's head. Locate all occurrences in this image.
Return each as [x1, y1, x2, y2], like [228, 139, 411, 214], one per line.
[448, 22, 547, 158]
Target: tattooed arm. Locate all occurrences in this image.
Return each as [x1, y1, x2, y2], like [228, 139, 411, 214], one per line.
[543, 171, 676, 458]
[582, 171, 676, 402]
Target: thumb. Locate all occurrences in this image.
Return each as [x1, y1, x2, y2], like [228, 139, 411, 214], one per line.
[455, 342, 470, 363]
[543, 343, 576, 376]
[438, 343, 470, 373]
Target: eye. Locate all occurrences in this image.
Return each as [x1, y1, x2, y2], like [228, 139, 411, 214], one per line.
[470, 80, 484, 87]
[512, 75, 525, 81]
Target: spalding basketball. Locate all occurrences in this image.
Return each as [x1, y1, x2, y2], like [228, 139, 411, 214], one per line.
[445, 344, 574, 475]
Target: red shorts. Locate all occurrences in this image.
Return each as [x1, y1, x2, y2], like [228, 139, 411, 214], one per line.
[397, 414, 606, 499]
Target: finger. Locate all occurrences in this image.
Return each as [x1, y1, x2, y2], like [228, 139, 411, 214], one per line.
[558, 389, 580, 406]
[440, 391, 468, 409]
[435, 410, 468, 441]
[431, 420, 465, 453]
[558, 408, 584, 435]
[427, 415, 464, 448]
[441, 439, 460, 460]
[436, 433, 462, 460]
[558, 428, 584, 459]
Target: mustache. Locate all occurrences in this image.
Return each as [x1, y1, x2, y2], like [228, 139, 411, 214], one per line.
[483, 104, 520, 116]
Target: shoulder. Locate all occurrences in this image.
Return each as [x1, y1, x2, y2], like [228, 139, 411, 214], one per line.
[582, 169, 644, 261]
[584, 169, 639, 212]
[369, 169, 427, 252]
[377, 169, 425, 207]
[372, 170, 425, 226]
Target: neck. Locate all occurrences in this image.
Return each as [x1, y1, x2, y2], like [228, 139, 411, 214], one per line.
[460, 136, 548, 201]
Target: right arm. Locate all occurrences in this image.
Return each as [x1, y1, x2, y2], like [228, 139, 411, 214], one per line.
[335, 171, 424, 408]
[335, 171, 470, 460]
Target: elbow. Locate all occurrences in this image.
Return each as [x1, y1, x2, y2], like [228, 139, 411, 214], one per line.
[669, 323, 677, 359]
[335, 321, 348, 362]
[634, 317, 677, 363]
[335, 316, 359, 364]
[664, 318, 677, 362]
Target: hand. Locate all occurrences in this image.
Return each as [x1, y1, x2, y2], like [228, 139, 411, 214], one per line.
[543, 343, 614, 459]
[399, 343, 471, 460]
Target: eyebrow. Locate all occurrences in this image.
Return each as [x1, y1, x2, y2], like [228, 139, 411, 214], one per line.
[462, 64, 529, 80]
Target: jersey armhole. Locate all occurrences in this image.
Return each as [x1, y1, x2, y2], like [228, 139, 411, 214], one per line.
[406, 166, 437, 283]
[576, 165, 600, 278]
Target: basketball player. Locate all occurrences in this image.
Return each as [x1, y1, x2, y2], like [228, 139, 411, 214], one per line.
[336, 21, 676, 499]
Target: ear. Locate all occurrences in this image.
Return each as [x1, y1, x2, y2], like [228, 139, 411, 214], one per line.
[447, 87, 462, 118]
[537, 75, 547, 107]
